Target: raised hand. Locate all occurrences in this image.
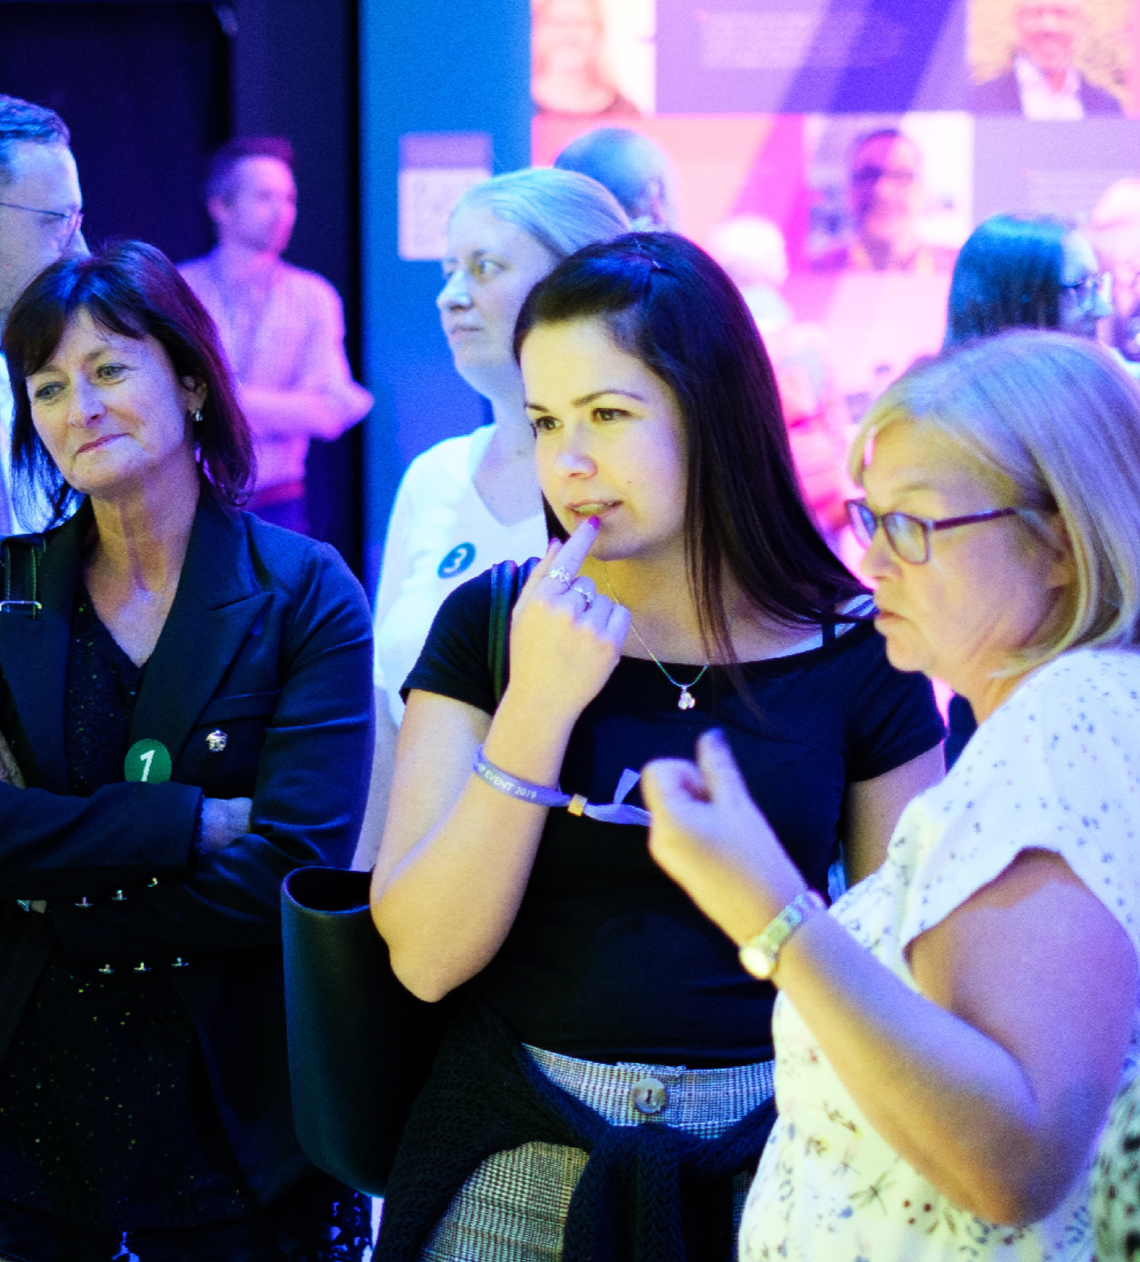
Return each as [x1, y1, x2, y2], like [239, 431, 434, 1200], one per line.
[642, 729, 804, 945]
[505, 517, 631, 725]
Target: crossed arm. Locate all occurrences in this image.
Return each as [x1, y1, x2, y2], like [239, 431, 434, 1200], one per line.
[238, 379, 373, 442]
[0, 552, 373, 955]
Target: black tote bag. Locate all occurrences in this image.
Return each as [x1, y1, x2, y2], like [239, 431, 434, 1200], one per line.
[280, 556, 537, 1195]
[281, 866, 453, 1196]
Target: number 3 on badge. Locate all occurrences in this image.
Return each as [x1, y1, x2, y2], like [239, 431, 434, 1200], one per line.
[124, 738, 172, 784]
[437, 542, 476, 579]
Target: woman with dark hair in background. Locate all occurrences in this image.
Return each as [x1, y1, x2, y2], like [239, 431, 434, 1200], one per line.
[945, 212, 1111, 345]
[369, 233, 944, 1260]
[942, 212, 1112, 764]
[0, 241, 373, 1260]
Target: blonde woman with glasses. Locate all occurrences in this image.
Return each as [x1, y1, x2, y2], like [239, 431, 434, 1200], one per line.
[646, 329, 1140, 1262]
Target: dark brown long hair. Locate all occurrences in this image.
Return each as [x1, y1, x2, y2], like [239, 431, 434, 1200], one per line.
[3, 239, 255, 526]
[514, 232, 866, 678]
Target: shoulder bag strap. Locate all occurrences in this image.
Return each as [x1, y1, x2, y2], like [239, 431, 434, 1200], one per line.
[488, 556, 540, 706]
[0, 534, 41, 786]
[0, 534, 46, 620]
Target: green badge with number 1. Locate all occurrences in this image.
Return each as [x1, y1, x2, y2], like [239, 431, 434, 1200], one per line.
[124, 738, 172, 784]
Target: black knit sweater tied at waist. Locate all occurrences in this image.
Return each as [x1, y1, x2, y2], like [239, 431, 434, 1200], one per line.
[374, 1000, 777, 1262]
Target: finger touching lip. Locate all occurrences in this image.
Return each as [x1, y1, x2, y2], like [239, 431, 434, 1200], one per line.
[566, 500, 620, 520]
[555, 514, 601, 571]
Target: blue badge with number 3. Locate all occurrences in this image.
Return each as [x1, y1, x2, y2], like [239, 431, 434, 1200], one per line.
[124, 738, 172, 784]
[437, 542, 476, 579]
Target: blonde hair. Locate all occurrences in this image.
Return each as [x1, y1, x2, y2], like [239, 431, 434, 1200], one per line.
[849, 330, 1140, 665]
[453, 167, 629, 262]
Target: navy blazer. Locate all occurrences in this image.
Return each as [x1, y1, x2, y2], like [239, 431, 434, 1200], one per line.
[971, 68, 1123, 115]
[0, 495, 374, 1204]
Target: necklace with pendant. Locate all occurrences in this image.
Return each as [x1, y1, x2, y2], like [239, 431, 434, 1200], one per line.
[603, 566, 710, 710]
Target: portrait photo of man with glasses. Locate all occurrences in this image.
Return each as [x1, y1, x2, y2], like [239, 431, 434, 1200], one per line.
[0, 94, 87, 535]
[970, 0, 1125, 119]
[811, 127, 960, 275]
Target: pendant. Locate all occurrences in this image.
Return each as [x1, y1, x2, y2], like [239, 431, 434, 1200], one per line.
[678, 689, 696, 710]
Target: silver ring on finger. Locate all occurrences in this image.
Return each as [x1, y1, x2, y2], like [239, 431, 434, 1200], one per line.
[547, 566, 574, 585]
[570, 583, 594, 610]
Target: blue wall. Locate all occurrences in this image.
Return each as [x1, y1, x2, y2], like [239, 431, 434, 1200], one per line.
[359, 0, 532, 597]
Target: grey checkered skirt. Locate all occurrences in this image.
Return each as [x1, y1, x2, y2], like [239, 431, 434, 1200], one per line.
[417, 1048, 775, 1262]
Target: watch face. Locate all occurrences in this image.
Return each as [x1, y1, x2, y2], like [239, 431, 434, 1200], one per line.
[739, 943, 774, 981]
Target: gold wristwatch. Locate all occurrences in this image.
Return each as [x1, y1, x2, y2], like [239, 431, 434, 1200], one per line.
[738, 889, 826, 980]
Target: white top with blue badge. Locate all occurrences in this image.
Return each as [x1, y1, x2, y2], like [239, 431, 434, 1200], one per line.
[372, 425, 547, 726]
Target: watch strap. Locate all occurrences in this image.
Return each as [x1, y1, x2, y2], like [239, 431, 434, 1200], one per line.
[739, 889, 826, 980]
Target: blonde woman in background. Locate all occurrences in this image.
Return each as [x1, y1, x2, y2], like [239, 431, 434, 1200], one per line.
[357, 170, 628, 868]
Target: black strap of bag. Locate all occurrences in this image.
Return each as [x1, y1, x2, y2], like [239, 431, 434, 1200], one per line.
[0, 534, 46, 619]
[281, 556, 538, 1197]
[488, 555, 538, 701]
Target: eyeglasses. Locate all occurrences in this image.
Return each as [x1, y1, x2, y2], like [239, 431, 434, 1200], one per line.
[0, 200, 84, 247]
[845, 498, 1023, 564]
[851, 165, 917, 186]
[1060, 271, 1112, 310]
[1017, 4, 1082, 22]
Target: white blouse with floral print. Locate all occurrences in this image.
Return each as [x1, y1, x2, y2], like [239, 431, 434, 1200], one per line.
[740, 648, 1140, 1262]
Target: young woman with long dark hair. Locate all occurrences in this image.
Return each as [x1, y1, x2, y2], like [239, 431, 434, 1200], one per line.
[369, 233, 945, 1261]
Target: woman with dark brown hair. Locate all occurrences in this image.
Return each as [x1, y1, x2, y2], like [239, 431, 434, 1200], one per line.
[0, 240, 373, 1260]
[369, 232, 945, 1260]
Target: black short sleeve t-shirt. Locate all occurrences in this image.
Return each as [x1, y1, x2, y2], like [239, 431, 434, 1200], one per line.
[404, 571, 944, 1067]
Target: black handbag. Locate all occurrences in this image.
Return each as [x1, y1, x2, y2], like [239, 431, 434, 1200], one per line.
[0, 532, 46, 621]
[0, 534, 46, 787]
[281, 555, 538, 1196]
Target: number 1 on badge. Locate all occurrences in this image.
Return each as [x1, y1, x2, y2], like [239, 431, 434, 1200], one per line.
[124, 739, 172, 784]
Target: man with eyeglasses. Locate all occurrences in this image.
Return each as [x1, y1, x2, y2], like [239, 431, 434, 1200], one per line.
[0, 95, 87, 537]
[554, 127, 680, 231]
[179, 137, 372, 537]
[972, 0, 1123, 119]
[813, 129, 956, 274]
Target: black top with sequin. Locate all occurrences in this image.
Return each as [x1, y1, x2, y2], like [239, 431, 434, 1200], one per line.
[0, 588, 249, 1229]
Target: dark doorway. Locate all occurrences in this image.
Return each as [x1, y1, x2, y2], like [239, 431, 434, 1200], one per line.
[1, 1, 366, 577]
[0, 3, 230, 263]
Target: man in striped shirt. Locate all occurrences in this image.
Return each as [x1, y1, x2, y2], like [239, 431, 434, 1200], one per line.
[180, 137, 372, 536]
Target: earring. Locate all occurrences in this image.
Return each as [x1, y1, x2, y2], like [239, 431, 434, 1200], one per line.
[190, 408, 203, 425]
